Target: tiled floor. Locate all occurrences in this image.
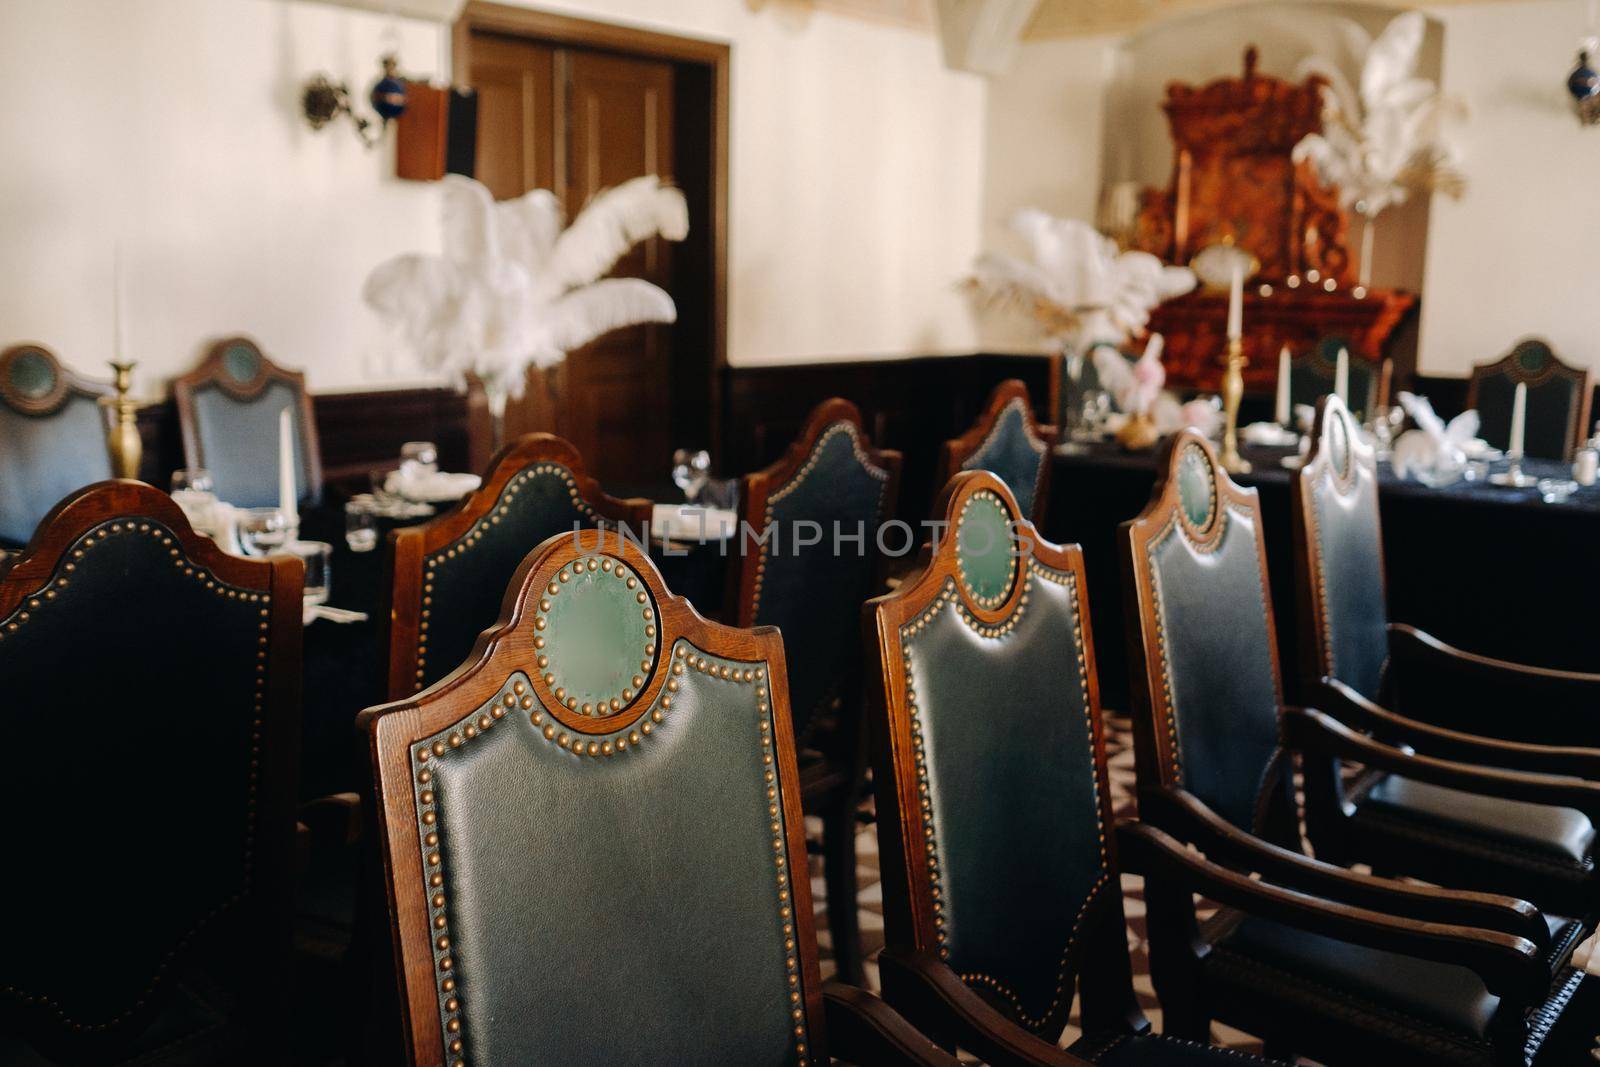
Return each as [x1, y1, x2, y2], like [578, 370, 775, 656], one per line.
[808, 711, 1600, 1063]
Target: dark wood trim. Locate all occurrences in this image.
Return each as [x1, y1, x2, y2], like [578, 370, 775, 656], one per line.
[171, 336, 324, 499]
[935, 378, 1059, 525]
[0, 342, 111, 416]
[1464, 337, 1592, 460]
[729, 397, 904, 627]
[383, 431, 653, 701]
[358, 529, 825, 1066]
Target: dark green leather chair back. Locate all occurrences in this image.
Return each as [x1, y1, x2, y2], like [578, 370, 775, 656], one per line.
[1295, 396, 1390, 702]
[0, 345, 113, 547]
[869, 472, 1119, 1039]
[942, 379, 1055, 523]
[364, 532, 826, 1066]
[0, 482, 301, 1063]
[174, 337, 322, 509]
[736, 399, 900, 739]
[1467, 339, 1591, 460]
[386, 433, 652, 699]
[1290, 336, 1379, 422]
[1122, 432, 1288, 837]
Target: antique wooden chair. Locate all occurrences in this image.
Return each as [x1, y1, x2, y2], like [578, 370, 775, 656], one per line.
[1291, 394, 1600, 921]
[732, 397, 903, 986]
[384, 432, 652, 700]
[174, 336, 322, 508]
[0, 481, 303, 1064]
[1466, 339, 1591, 460]
[0, 344, 113, 547]
[360, 529, 957, 1067]
[1288, 336, 1390, 423]
[936, 379, 1058, 524]
[866, 470, 1274, 1065]
[1120, 430, 1595, 1066]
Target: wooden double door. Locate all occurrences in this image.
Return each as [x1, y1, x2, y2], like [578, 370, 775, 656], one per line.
[469, 32, 677, 487]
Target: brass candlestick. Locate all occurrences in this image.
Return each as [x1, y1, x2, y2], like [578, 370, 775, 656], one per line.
[1219, 337, 1251, 473]
[102, 361, 143, 480]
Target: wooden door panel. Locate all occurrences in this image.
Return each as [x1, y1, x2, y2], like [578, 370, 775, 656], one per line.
[468, 33, 556, 199]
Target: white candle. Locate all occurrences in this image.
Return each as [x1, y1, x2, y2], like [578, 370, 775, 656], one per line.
[278, 407, 299, 530]
[112, 243, 125, 362]
[1275, 346, 1291, 425]
[1334, 347, 1349, 406]
[1509, 380, 1527, 457]
[1226, 258, 1244, 340]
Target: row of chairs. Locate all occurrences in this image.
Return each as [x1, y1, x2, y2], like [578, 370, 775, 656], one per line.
[2, 385, 1594, 1063]
[0, 338, 320, 545]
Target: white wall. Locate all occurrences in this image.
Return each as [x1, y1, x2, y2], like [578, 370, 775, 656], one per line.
[0, 0, 987, 395]
[1418, 0, 1600, 376]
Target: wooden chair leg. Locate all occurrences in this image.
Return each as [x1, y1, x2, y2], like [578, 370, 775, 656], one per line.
[824, 798, 866, 987]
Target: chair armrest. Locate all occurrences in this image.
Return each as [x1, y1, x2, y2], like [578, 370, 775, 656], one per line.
[1388, 624, 1600, 746]
[297, 791, 363, 849]
[875, 948, 1093, 1067]
[1138, 786, 1550, 949]
[821, 981, 967, 1067]
[1116, 821, 1549, 1005]
[1314, 678, 1600, 780]
[1286, 705, 1600, 823]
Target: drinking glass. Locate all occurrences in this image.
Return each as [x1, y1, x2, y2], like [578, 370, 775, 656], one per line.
[291, 540, 333, 605]
[170, 469, 217, 532]
[345, 498, 379, 553]
[672, 449, 711, 503]
[237, 507, 290, 557]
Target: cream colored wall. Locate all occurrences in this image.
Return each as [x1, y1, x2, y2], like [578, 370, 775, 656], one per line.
[1417, 0, 1600, 377]
[0, 0, 987, 394]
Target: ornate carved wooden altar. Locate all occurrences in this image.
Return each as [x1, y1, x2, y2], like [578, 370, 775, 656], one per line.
[1134, 47, 1416, 391]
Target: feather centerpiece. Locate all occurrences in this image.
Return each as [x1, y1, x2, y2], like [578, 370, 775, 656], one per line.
[1292, 12, 1465, 257]
[364, 174, 688, 412]
[966, 210, 1196, 351]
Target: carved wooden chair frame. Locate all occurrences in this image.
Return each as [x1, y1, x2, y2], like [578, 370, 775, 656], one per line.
[1465, 338, 1592, 460]
[936, 379, 1058, 524]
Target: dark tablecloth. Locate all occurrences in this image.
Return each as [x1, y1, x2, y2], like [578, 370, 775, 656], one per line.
[1044, 442, 1600, 712]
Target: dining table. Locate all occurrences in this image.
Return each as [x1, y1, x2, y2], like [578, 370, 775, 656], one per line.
[1044, 439, 1600, 713]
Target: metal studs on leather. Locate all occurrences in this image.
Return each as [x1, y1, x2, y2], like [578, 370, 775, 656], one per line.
[754, 424, 889, 737]
[0, 397, 113, 546]
[1309, 428, 1389, 701]
[1147, 507, 1282, 833]
[960, 402, 1044, 518]
[903, 565, 1105, 1030]
[415, 644, 808, 1065]
[190, 381, 317, 508]
[0, 519, 269, 1035]
[418, 466, 605, 691]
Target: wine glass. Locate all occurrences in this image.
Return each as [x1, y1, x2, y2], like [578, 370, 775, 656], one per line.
[672, 449, 711, 503]
[236, 508, 289, 557]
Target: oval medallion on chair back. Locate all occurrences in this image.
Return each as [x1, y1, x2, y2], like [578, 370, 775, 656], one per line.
[1122, 431, 1287, 837]
[1295, 396, 1390, 702]
[869, 473, 1110, 1039]
[0, 482, 301, 1062]
[940, 381, 1057, 524]
[173, 337, 323, 509]
[1466, 339, 1592, 461]
[736, 400, 901, 739]
[0, 345, 114, 547]
[363, 531, 826, 1066]
[385, 434, 653, 699]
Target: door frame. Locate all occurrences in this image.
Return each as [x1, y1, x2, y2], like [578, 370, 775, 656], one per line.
[453, 0, 730, 463]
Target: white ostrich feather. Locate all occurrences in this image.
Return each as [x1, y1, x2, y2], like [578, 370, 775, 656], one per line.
[364, 175, 687, 402]
[1292, 11, 1464, 217]
[967, 212, 1196, 349]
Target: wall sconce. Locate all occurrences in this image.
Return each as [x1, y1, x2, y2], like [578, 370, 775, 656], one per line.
[301, 53, 408, 147]
[1569, 48, 1600, 125]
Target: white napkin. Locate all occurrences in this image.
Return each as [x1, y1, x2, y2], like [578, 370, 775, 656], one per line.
[1242, 422, 1297, 447]
[1391, 392, 1480, 480]
[651, 504, 737, 542]
[385, 468, 482, 503]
